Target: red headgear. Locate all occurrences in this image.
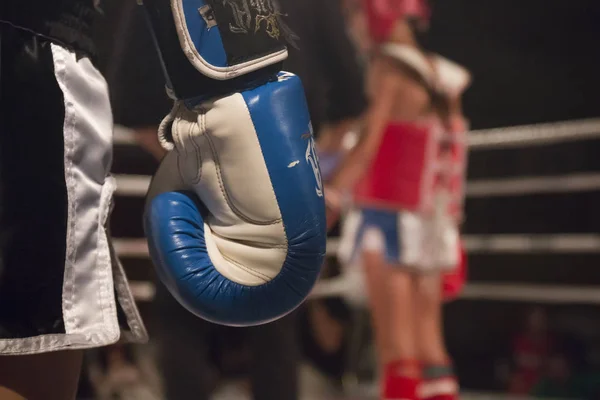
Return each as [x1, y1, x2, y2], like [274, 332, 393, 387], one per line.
[364, 0, 430, 43]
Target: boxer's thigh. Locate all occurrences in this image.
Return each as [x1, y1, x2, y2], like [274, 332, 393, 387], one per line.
[0, 25, 132, 355]
[0, 350, 83, 400]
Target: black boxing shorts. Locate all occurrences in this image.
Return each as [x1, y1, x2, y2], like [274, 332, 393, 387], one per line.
[0, 23, 147, 355]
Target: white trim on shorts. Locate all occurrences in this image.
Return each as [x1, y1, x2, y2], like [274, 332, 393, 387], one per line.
[0, 43, 147, 355]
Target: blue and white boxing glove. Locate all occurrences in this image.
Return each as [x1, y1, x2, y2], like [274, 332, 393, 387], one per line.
[141, 0, 326, 326]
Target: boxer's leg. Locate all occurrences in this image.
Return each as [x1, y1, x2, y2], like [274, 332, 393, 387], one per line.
[384, 211, 420, 365]
[357, 210, 420, 399]
[362, 249, 393, 363]
[339, 209, 390, 365]
[386, 268, 418, 364]
[360, 215, 419, 365]
[416, 220, 459, 400]
[382, 268, 420, 400]
[0, 351, 83, 400]
[133, 127, 168, 161]
[415, 273, 458, 400]
[380, 211, 424, 400]
[354, 210, 396, 365]
[414, 273, 448, 365]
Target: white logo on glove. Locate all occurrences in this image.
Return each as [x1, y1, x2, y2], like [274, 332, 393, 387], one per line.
[304, 123, 324, 198]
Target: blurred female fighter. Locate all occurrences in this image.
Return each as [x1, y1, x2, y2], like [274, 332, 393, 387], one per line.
[325, 1, 471, 399]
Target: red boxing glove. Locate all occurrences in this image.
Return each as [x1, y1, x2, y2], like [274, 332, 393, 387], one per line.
[364, 0, 430, 43]
[442, 241, 467, 302]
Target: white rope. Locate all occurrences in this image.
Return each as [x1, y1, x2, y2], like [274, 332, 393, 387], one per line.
[114, 119, 600, 150]
[113, 238, 149, 257]
[460, 283, 600, 304]
[129, 281, 156, 302]
[113, 234, 600, 260]
[311, 278, 600, 305]
[464, 234, 600, 254]
[467, 173, 600, 197]
[114, 172, 600, 198]
[115, 236, 600, 304]
[113, 118, 600, 198]
[115, 174, 151, 197]
[114, 124, 137, 145]
[468, 118, 600, 149]
[327, 234, 600, 256]
[112, 119, 600, 306]
[126, 276, 600, 306]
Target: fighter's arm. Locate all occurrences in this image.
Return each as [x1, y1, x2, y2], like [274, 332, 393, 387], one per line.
[133, 127, 167, 161]
[447, 94, 469, 132]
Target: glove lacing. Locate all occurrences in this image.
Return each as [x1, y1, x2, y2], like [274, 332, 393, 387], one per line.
[157, 99, 184, 152]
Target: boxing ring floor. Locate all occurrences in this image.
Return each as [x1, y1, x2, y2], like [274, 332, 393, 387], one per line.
[103, 118, 600, 400]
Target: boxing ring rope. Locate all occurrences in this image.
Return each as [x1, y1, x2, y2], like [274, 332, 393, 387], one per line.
[113, 172, 600, 198]
[466, 173, 600, 197]
[120, 232, 600, 302]
[114, 118, 600, 304]
[467, 118, 600, 149]
[115, 117, 600, 151]
[114, 234, 600, 258]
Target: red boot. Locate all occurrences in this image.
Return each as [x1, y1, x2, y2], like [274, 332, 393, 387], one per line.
[420, 364, 459, 400]
[382, 360, 422, 400]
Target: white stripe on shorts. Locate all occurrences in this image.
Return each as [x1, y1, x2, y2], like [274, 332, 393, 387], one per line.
[52, 43, 147, 351]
